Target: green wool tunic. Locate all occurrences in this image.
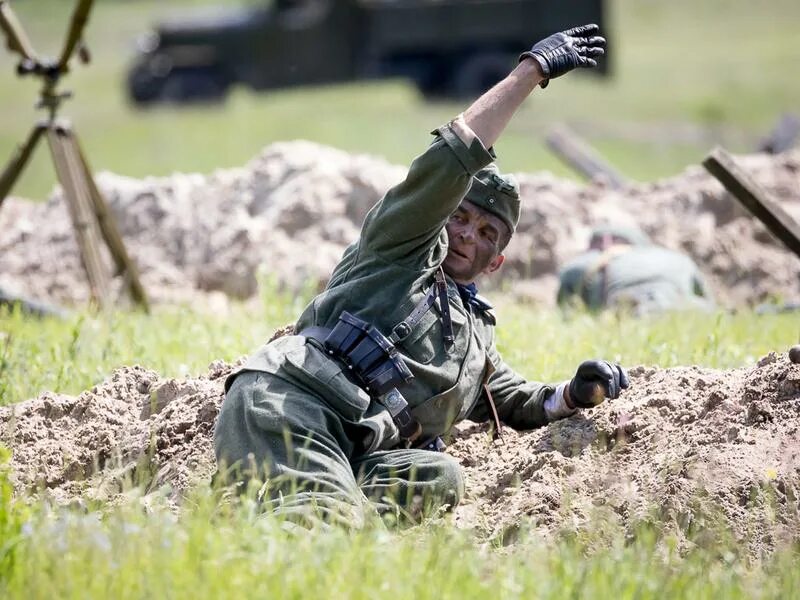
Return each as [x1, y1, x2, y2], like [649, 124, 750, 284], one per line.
[214, 121, 554, 522]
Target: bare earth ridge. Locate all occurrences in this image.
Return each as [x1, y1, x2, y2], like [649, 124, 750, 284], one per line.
[1, 144, 798, 308]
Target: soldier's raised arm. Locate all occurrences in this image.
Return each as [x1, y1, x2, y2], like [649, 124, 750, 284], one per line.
[463, 24, 605, 148]
[359, 25, 605, 263]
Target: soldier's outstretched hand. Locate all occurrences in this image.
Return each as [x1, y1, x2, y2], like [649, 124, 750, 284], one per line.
[519, 23, 606, 87]
[567, 359, 629, 408]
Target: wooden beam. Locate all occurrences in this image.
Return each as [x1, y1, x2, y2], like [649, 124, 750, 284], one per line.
[703, 146, 800, 259]
[48, 127, 112, 307]
[545, 124, 627, 189]
[0, 123, 45, 208]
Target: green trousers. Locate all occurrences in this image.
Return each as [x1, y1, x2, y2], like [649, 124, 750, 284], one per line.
[213, 371, 464, 525]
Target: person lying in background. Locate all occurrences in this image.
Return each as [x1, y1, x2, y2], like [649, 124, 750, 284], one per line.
[557, 224, 715, 315]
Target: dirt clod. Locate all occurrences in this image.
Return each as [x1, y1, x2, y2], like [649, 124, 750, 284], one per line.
[789, 345, 800, 364]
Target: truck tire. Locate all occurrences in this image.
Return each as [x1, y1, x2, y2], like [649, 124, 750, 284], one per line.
[414, 71, 450, 98]
[127, 63, 165, 106]
[160, 68, 229, 104]
[451, 52, 515, 98]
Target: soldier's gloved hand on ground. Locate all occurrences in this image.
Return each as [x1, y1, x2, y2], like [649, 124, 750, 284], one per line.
[519, 23, 606, 88]
[566, 360, 629, 409]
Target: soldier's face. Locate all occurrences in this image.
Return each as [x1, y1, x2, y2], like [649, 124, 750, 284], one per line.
[443, 201, 507, 284]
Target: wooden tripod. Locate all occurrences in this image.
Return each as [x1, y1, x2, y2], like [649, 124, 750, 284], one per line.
[0, 0, 149, 310]
[0, 120, 149, 309]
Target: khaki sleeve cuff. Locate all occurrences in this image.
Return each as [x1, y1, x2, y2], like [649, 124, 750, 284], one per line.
[431, 114, 495, 176]
[543, 381, 578, 421]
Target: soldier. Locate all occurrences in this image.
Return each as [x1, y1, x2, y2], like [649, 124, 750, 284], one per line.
[557, 225, 715, 314]
[214, 25, 628, 524]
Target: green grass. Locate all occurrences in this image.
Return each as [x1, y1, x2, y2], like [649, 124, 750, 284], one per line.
[0, 446, 799, 598]
[2, 300, 797, 407]
[0, 284, 306, 406]
[1, 502, 797, 599]
[2, 294, 799, 597]
[2, 0, 799, 200]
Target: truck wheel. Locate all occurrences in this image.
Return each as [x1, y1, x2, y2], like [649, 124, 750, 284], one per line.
[414, 73, 450, 98]
[161, 68, 229, 103]
[127, 63, 165, 105]
[451, 53, 515, 98]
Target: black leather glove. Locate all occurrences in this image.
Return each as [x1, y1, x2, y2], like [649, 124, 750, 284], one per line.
[567, 360, 629, 408]
[519, 23, 606, 88]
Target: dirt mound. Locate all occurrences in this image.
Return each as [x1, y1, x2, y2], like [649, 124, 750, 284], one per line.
[507, 151, 800, 307]
[2, 352, 798, 555]
[0, 360, 234, 505]
[450, 352, 800, 555]
[1, 144, 798, 308]
[0, 142, 405, 306]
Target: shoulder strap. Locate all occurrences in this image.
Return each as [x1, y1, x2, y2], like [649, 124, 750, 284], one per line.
[434, 267, 454, 347]
[578, 244, 632, 306]
[388, 266, 454, 348]
[481, 356, 502, 441]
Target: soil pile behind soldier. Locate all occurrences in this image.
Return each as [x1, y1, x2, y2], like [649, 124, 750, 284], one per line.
[2, 148, 798, 310]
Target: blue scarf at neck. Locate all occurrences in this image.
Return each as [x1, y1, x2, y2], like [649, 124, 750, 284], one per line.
[456, 282, 479, 308]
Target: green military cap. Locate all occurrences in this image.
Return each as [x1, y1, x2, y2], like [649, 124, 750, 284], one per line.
[463, 164, 520, 235]
[590, 224, 651, 247]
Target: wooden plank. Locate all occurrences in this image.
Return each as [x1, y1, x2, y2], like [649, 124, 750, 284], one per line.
[703, 146, 800, 259]
[0, 285, 67, 318]
[0, 124, 45, 208]
[0, 1, 39, 62]
[545, 124, 627, 189]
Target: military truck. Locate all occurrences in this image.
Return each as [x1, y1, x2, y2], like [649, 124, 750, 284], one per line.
[127, 0, 608, 105]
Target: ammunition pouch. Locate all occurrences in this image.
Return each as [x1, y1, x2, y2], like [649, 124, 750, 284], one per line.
[300, 311, 422, 445]
[324, 311, 414, 396]
[298, 267, 454, 447]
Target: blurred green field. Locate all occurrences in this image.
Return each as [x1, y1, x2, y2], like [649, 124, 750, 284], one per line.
[1, 0, 799, 200]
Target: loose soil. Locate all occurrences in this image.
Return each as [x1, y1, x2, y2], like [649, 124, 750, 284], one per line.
[1, 144, 798, 309]
[2, 351, 798, 557]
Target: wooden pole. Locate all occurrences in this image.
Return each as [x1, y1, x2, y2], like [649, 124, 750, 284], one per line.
[545, 124, 628, 189]
[703, 146, 800, 260]
[0, 123, 45, 208]
[48, 126, 112, 306]
[71, 130, 150, 311]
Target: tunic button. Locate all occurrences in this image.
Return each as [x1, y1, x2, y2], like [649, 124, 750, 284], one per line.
[488, 196, 495, 204]
[395, 322, 411, 338]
